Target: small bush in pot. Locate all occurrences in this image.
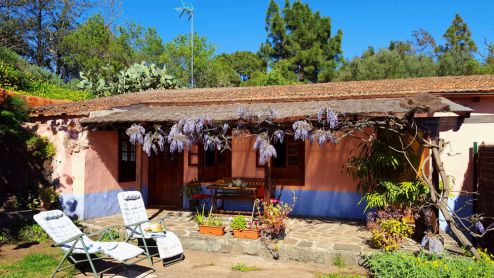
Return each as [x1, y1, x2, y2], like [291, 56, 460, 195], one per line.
[230, 215, 259, 240]
[195, 205, 225, 236]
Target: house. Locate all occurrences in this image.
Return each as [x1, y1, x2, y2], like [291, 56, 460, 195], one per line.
[29, 75, 494, 222]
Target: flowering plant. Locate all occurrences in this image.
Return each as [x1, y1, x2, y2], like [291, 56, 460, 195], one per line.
[256, 192, 297, 239]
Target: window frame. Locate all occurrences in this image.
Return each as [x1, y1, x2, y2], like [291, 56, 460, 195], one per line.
[118, 130, 136, 182]
[256, 137, 305, 186]
[198, 144, 232, 182]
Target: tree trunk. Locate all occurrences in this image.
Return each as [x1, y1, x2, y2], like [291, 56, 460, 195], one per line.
[264, 162, 272, 203]
[36, 0, 43, 66]
[431, 142, 480, 259]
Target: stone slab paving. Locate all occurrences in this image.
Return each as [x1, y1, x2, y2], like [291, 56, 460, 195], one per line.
[83, 209, 460, 266]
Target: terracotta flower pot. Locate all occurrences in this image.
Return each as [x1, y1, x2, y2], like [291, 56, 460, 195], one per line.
[233, 229, 259, 240]
[198, 225, 225, 236]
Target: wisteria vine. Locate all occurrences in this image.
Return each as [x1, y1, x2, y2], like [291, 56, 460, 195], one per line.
[126, 106, 342, 162]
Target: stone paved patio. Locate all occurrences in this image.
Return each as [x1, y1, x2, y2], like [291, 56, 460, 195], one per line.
[83, 209, 460, 265]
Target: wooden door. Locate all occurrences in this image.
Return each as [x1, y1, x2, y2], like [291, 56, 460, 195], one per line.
[149, 146, 183, 208]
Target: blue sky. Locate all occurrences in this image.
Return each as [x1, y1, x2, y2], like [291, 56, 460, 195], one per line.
[115, 0, 494, 59]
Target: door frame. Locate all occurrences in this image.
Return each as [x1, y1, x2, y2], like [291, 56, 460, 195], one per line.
[147, 151, 184, 208]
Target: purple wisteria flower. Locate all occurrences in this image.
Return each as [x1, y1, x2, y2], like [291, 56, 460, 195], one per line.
[327, 109, 338, 129]
[476, 221, 485, 234]
[314, 130, 337, 145]
[222, 123, 229, 134]
[267, 107, 279, 120]
[126, 123, 145, 145]
[237, 106, 253, 119]
[253, 133, 277, 165]
[317, 108, 325, 122]
[273, 130, 284, 144]
[168, 123, 191, 153]
[293, 120, 312, 141]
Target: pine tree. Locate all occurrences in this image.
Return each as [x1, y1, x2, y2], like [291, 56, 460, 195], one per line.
[260, 0, 343, 83]
[438, 13, 477, 54]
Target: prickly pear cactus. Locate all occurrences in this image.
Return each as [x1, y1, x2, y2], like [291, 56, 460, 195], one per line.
[78, 62, 177, 96]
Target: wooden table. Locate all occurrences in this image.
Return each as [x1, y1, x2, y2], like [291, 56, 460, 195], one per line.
[207, 184, 257, 213]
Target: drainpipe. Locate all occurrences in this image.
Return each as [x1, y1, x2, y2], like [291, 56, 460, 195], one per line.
[473, 142, 478, 214]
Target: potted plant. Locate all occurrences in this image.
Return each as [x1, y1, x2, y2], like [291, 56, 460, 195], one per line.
[182, 179, 202, 211]
[195, 205, 225, 236]
[230, 215, 259, 240]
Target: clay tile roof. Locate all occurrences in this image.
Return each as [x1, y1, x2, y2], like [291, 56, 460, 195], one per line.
[32, 75, 494, 117]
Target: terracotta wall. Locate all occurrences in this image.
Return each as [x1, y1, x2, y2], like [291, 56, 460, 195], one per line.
[183, 134, 360, 193]
[84, 131, 135, 194]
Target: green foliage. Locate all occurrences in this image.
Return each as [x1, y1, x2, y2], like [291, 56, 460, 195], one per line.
[0, 219, 48, 244]
[336, 48, 437, 81]
[242, 60, 300, 87]
[333, 253, 345, 267]
[437, 48, 482, 76]
[195, 205, 206, 225]
[438, 14, 477, 54]
[206, 214, 223, 227]
[25, 136, 56, 160]
[37, 186, 59, 205]
[230, 215, 248, 230]
[78, 62, 177, 96]
[260, 0, 343, 82]
[216, 51, 266, 82]
[99, 228, 120, 242]
[346, 130, 418, 194]
[62, 14, 133, 81]
[363, 250, 494, 278]
[231, 263, 260, 272]
[0, 95, 28, 136]
[0, 46, 92, 101]
[370, 219, 412, 251]
[360, 181, 429, 211]
[160, 33, 237, 88]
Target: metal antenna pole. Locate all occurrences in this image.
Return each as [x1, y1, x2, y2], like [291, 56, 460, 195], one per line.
[190, 8, 194, 88]
[176, 1, 195, 88]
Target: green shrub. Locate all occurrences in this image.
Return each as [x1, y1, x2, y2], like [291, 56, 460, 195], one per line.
[363, 251, 494, 278]
[0, 45, 93, 101]
[370, 219, 412, 251]
[0, 219, 48, 244]
[230, 215, 248, 230]
[25, 136, 56, 160]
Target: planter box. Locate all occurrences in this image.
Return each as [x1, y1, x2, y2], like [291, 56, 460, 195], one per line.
[198, 225, 225, 236]
[233, 229, 259, 240]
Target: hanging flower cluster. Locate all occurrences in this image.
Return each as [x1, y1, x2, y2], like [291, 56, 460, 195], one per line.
[126, 123, 145, 145]
[317, 108, 339, 129]
[254, 133, 277, 165]
[273, 130, 284, 144]
[313, 129, 337, 145]
[293, 120, 312, 141]
[142, 126, 166, 156]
